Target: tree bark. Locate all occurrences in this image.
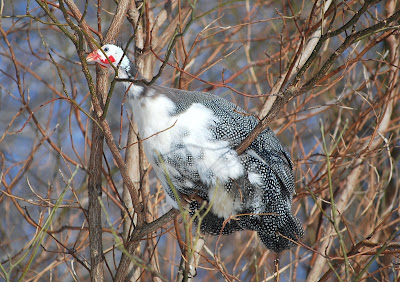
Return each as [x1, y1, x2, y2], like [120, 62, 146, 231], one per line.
[87, 67, 109, 282]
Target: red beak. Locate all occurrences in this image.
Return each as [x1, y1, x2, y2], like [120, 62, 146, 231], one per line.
[86, 50, 101, 63]
[86, 50, 115, 68]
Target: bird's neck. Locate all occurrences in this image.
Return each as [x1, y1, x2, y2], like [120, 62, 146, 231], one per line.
[117, 57, 148, 100]
[119, 57, 141, 80]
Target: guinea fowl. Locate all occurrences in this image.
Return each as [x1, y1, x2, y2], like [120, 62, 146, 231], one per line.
[86, 44, 303, 252]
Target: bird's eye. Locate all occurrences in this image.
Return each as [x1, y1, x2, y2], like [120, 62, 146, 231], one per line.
[104, 47, 109, 52]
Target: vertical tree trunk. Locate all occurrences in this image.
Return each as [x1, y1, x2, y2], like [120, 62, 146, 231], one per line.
[122, 122, 141, 281]
[87, 68, 109, 281]
[87, 122, 104, 281]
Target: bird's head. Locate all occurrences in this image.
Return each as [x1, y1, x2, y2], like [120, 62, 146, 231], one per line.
[86, 44, 129, 70]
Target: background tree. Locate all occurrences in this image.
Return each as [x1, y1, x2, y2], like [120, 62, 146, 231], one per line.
[1, 0, 399, 281]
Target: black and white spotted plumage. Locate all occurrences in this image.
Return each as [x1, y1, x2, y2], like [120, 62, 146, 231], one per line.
[87, 44, 304, 252]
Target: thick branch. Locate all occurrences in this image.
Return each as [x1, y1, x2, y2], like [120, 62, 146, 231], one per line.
[114, 209, 179, 282]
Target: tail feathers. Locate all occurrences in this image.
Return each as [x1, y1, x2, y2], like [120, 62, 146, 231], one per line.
[257, 214, 304, 252]
[234, 206, 303, 252]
